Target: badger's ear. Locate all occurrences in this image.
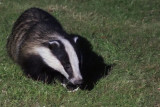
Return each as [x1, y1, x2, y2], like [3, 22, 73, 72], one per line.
[73, 36, 79, 43]
[49, 41, 60, 46]
[43, 40, 60, 49]
[48, 40, 60, 49]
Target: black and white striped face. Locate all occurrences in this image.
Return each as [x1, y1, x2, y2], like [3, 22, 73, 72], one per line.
[35, 36, 83, 85]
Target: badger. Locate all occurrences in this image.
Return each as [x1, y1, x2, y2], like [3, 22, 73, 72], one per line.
[7, 7, 83, 91]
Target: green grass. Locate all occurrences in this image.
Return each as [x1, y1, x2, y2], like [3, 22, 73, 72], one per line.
[0, 0, 160, 106]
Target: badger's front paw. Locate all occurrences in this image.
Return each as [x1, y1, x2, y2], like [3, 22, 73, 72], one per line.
[66, 84, 79, 92]
[61, 83, 79, 92]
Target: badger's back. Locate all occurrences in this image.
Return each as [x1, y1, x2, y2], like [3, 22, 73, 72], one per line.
[7, 8, 63, 62]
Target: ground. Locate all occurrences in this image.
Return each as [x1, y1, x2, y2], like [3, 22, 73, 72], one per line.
[0, 0, 160, 106]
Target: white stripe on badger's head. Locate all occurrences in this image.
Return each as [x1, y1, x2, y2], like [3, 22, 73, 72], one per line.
[35, 47, 69, 79]
[59, 37, 82, 84]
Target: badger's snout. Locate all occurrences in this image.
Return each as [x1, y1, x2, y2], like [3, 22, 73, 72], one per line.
[73, 79, 83, 85]
[70, 77, 83, 85]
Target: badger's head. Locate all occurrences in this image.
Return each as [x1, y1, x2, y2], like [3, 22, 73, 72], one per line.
[35, 35, 83, 86]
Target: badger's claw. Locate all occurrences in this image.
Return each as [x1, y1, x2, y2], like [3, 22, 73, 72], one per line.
[61, 83, 79, 92]
[67, 87, 79, 92]
[61, 83, 67, 88]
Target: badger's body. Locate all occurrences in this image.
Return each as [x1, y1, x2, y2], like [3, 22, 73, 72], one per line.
[7, 8, 83, 90]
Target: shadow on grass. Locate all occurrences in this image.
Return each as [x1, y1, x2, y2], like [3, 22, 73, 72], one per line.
[70, 34, 114, 91]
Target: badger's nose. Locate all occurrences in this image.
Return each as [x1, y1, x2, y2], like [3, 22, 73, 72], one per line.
[73, 79, 83, 85]
[70, 77, 83, 85]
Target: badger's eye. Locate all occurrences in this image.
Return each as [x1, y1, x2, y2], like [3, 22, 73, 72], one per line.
[65, 64, 70, 69]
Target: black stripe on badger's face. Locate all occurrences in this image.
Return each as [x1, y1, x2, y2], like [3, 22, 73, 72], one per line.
[36, 36, 83, 85]
[48, 40, 74, 79]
